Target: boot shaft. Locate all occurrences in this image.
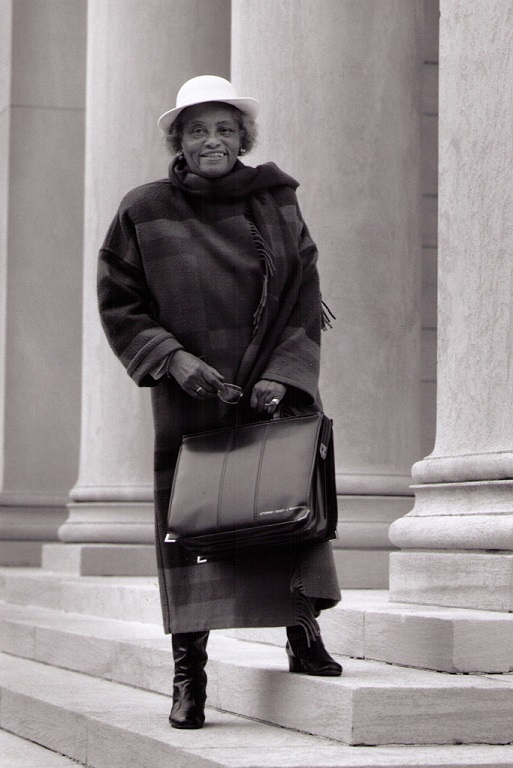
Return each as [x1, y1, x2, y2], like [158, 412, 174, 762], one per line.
[172, 631, 209, 669]
[170, 631, 209, 729]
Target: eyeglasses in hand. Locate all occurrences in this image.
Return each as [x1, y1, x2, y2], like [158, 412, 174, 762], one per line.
[218, 383, 243, 404]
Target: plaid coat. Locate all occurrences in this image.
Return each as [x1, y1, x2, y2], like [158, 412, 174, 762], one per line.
[98, 161, 340, 634]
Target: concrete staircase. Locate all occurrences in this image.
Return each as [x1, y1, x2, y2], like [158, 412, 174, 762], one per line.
[1, 567, 513, 767]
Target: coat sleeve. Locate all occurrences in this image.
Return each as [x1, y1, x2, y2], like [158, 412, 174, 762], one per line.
[260, 200, 322, 406]
[97, 207, 184, 387]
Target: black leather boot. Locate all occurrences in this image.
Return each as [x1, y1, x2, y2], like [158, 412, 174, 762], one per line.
[169, 631, 209, 729]
[286, 624, 342, 676]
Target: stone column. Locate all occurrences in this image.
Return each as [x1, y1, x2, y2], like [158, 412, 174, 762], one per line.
[0, 0, 85, 566]
[231, 0, 423, 586]
[389, 0, 513, 610]
[55, 0, 231, 574]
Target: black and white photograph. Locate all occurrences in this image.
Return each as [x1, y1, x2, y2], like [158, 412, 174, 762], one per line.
[1, 1, 513, 766]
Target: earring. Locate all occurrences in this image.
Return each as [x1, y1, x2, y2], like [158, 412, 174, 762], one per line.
[176, 149, 184, 159]
[239, 148, 246, 156]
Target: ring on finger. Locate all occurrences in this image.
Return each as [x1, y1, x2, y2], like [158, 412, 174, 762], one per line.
[196, 386, 204, 395]
[266, 397, 280, 408]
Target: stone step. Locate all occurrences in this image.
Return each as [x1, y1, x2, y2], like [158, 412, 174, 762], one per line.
[0, 567, 162, 625]
[3, 568, 513, 673]
[228, 591, 513, 674]
[2, 653, 513, 767]
[41, 542, 157, 577]
[1, 727, 81, 767]
[3, 600, 513, 746]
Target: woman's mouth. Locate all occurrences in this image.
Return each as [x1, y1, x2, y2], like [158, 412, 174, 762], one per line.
[201, 152, 226, 158]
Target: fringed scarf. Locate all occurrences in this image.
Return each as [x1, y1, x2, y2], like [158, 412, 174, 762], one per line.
[169, 157, 300, 346]
[169, 157, 334, 336]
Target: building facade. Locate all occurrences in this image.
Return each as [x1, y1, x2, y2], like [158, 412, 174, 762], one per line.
[1, 0, 511, 616]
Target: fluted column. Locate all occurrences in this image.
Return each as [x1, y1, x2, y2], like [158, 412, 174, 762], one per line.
[232, 0, 423, 586]
[58, 0, 231, 565]
[389, 0, 513, 610]
[0, 0, 85, 565]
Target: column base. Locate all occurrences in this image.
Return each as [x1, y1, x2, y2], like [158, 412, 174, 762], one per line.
[332, 549, 390, 588]
[0, 541, 43, 567]
[59, 501, 154, 544]
[0, 504, 68, 541]
[0, 503, 69, 566]
[42, 543, 157, 576]
[333, 495, 412, 588]
[390, 551, 513, 611]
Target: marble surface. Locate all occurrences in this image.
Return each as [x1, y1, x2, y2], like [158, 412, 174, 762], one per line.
[389, 1, 513, 605]
[232, 0, 424, 496]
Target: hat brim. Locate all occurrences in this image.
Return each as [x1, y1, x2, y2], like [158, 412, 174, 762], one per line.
[158, 97, 259, 134]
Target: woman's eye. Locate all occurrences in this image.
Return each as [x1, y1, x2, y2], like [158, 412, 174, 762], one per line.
[219, 128, 234, 135]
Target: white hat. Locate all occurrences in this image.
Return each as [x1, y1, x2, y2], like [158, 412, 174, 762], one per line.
[158, 75, 259, 134]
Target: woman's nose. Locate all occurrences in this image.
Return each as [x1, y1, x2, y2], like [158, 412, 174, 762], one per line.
[205, 133, 221, 146]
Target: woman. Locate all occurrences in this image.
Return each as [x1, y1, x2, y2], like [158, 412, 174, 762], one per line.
[98, 75, 341, 730]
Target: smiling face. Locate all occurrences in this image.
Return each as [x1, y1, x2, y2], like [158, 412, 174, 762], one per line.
[180, 103, 242, 178]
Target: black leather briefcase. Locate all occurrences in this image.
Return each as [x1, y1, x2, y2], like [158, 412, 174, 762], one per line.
[165, 413, 338, 558]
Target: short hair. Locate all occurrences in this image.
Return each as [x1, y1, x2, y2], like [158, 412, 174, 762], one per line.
[165, 103, 257, 156]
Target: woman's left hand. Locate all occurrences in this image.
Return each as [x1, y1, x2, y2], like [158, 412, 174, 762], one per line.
[250, 380, 287, 415]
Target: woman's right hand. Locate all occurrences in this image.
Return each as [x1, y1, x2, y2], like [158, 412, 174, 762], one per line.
[167, 350, 226, 399]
